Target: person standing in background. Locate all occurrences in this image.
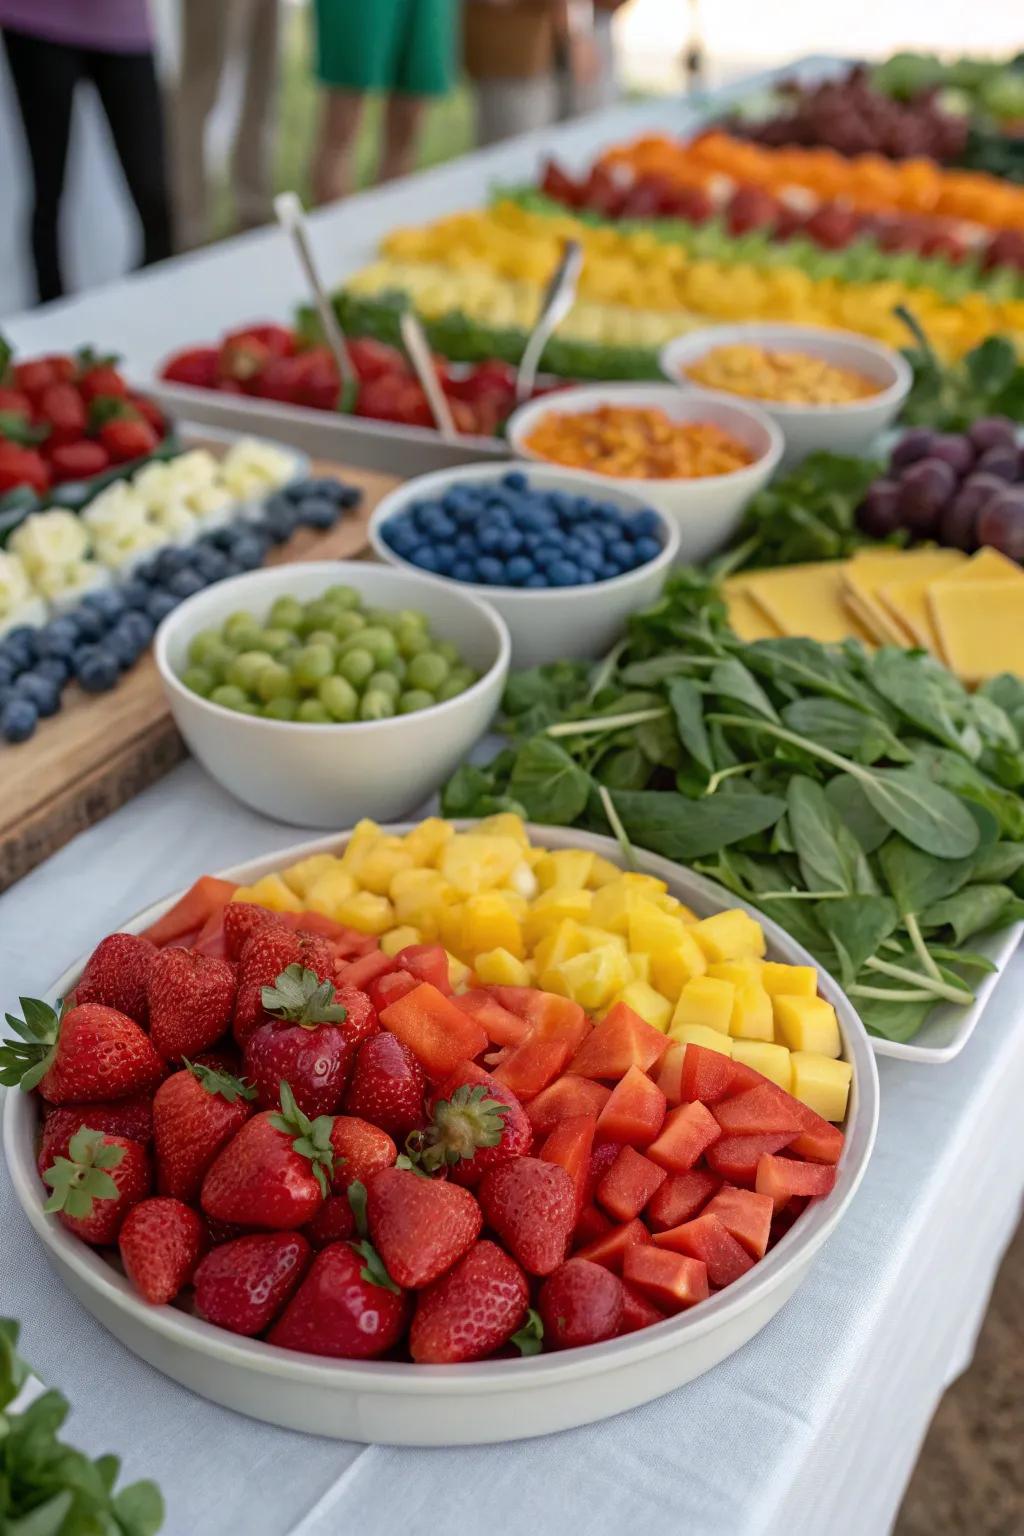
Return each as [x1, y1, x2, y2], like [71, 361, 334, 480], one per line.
[310, 0, 455, 206]
[173, 0, 281, 250]
[0, 0, 172, 303]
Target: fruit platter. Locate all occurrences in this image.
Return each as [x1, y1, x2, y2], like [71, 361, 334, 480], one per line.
[1, 817, 877, 1443]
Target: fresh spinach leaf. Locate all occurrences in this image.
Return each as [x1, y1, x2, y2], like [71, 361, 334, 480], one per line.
[608, 789, 786, 860]
[857, 993, 933, 1043]
[824, 777, 891, 853]
[780, 697, 907, 764]
[856, 768, 981, 859]
[595, 746, 650, 790]
[817, 894, 899, 982]
[636, 713, 684, 769]
[970, 842, 1024, 884]
[507, 738, 591, 824]
[787, 777, 877, 894]
[668, 677, 713, 772]
[920, 884, 1024, 944]
[709, 658, 780, 720]
[868, 647, 972, 753]
[877, 835, 976, 916]
[908, 743, 1024, 841]
[440, 764, 523, 819]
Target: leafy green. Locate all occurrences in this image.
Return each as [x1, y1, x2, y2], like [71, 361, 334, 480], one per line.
[921, 885, 1024, 945]
[607, 790, 786, 861]
[786, 778, 876, 895]
[723, 452, 884, 572]
[817, 896, 900, 983]
[898, 308, 1024, 430]
[507, 738, 592, 824]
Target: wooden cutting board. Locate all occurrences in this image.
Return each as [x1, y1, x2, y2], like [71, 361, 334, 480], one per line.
[0, 455, 399, 893]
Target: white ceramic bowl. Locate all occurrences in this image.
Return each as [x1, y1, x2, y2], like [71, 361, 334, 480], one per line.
[506, 383, 784, 564]
[2, 825, 878, 1446]
[153, 562, 510, 826]
[368, 461, 681, 669]
[660, 324, 912, 467]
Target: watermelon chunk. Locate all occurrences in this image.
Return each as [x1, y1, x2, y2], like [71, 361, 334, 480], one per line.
[646, 1101, 721, 1173]
[622, 1245, 709, 1312]
[679, 1044, 762, 1104]
[574, 1217, 650, 1274]
[653, 1213, 754, 1289]
[492, 1038, 573, 1099]
[583, 1139, 621, 1206]
[645, 1169, 721, 1232]
[540, 1113, 597, 1214]
[574, 1203, 612, 1248]
[595, 1065, 667, 1147]
[756, 1154, 837, 1205]
[380, 982, 487, 1080]
[703, 1186, 773, 1259]
[787, 1118, 845, 1165]
[141, 876, 237, 947]
[705, 1132, 795, 1186]
[525, 1075, 611, 1136]
[596, 1146, 667, 1222]
[568, 1003, 668, 1081]
[618, 1281, 668, 1334]
[713, 1082, 808, 1138]
[455, 990, 531, 1048]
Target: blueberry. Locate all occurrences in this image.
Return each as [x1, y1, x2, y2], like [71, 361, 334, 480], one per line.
[450, 559, 476, 582]
[261, 503, 299, 544]
[505, 555, 534, 585]
[205, 528, 236, 553]
[14, 671, 61, 716]
[409, 544, 441, 573]
[229, 534, 266, 571]
[513, 506, 548, 533]
[577, 546, 604, 573]
[106, 623, 144, 668]
[0, 635, 33, 673]
[219, 560, 245, 580]
[523, 572, 549, 588]
[475, 556, 506, 584]
[83, 587, 127, 622]
[634, 535, 662, 564]
[0, 655, 18, 688]
[33, 655, 70, 688]
[337, 484, 362, 510]
[596, 562, 620, 581]
[387, 527, 420, 559]
[432, 542, 456, 574]
[425, 512, 456, 540]
[535, 542, 564, 566]
[36, 623, 78, 661]
[265, 490, 296, 519]
[631, 510, 661, 538]
[119, 579, 151, 610]
[74, 646, 120, 693]
[453, 532, 477, 557]
[477, 525, 504, 553]
[165, 569, 206, 600]
[119, 610, 155, 647]
[548, 559, 581, 587]
[0, 696, 38, 742]
[191, 545, 231, 582]
[502, 471, 528, 492]
[146, 591, 179, 624]
[296, 496, 340, 530]
[575, 524, 603, 547]
[498, 529, 524, 556]
[606, 540, 634, 567]
[133, 558, 160, 583]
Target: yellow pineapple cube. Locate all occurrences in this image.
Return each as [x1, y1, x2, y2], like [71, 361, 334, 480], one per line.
[474, 813, 530, 847]
[621, 872, 668, 896]
[732, 1041, 793, 1092]
[475, 947, 532, 987]
[628, 899, 687, 956]
[790, 1052, 852, 1121]
[649, 932, 707, 1001]
[627, 952, 652, 984]
[589, 880, 644, 935]
[729, 983, 775, 1042]
[232, 874, 303, 913]
[402, 817, 453, 867]
[524, 888, 593, 943]
[280, 854, 339, 899]
[439, 903, 465, 953]
[669, 977, 735, 1037]
[579, 925, 628, 955]
[653, 892, 698, 921]
[340, 819, 382, 874]
[690, 910, 766, 963]
[545, 945, 633, 1010]
[773, 995, 841, 1057]
[358, 840, 415, 896]
[380, 925, 422, 957]
[440, 834, 527, 897]
[614, 980, 672, 1032]
[460, 893, 525, 958]
[445, 951, 473, 992]
[708, 959, 763, 987]
[587, 854, 623, 888]
[304, 867, 359, 919]
[532, 919, 589, 974]
[535, 849, 595, 891]
[332, 890, 394, 935]
[673, 1025, 734, 1057]
[390, 869, 457, 939]
[761, 962, 818, 999]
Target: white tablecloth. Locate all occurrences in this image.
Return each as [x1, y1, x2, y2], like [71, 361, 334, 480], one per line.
[2, 760, 1022, 1536]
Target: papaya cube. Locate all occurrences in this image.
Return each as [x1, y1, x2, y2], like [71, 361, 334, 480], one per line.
[732, 1041, 792, 1092]
[646, 1100, 721, 1173]
[655, 1041, 686, 1105]
[690, 910, 766, 963]
[575, 1217, 650, 1274]
[649, 931, 707, 1001]
[379, 982, 487, 1079]
[679, 1042, 757, 1103]
[540, 1113, 596, 1214]
[379, 925, 422, 957]
[653, 1213, 754, 1289]
[706, 1133, 794, 1187]
[669, 977, 735, 1037]
[708, 960, 763, 987]
[727, 983, 774, 1042]
[613, 980, 672, 1033]
[459, 893, 525, 958]
[356, 840, 414, 895]
[787, 1113, 845, 1166]
[587, 854, 624, 888]
[773, 995, 841, 1058]
[712, 1082, 807, 1137]
[755, 1154, 837, 1205]
[280, 853, 339, 899]
[761, 961, 817, 998]
[627, 900, 688, 956]
[789, 1052, 852, 1124]
[645, 1169, 720, 1232]
[492, 1039, 573, 1100]
[532, 919, 589, 975]
[671, 1024, 735, 1057]
[622, 1245, 709, 1312]
[401, 816, 454, 867]
[595, 1065, 667, 1146]
[703, 1186, 774, 1259]
[574, 1204, 611, 1248]
[535, 849, 594, 891]
[474, 947, 531, 987]
[233, 873, 304, 914]
[569, 1002, 669, 1081]
[525, 1075, 611, 1136]
[619, 1282, 668, 1333]
[597, 1146, 667, 1222]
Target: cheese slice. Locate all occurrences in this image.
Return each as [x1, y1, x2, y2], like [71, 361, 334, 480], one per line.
[876, 550, 966, 652]
[928, 579, 1024, 685]
[722, 580, 782, 643]
[841, 550, 942, 645]
[934, 545, 1024, 587]
[743, 562, 862, 645]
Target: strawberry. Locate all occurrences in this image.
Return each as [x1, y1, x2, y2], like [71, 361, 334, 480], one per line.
[270, 1239, 409, 1358]
[538, 1258, 624, 1350]
[478, 1156, 575, 1277]
[99, 415, 158, 464]
[364, 1166, 481, 1289]
[152, 1059, 255, 1202]
[119, 1196, 206, 1304]
[0, 386, 32, 420]
[1, 998, 164, 1104]
[77, 355, 127, 401]
[15, 354, 75, 396]
[194, 1232, 311, 1335]
[223, 901, 281, 960]
[329, 1115, 396, 1189]
[304, 1194, 355, 1248]
[35, 381, 86, 444]
[332, 983, 378, 1049]
[233, 928, 335, 1043]
[160, 346, 219, 390]
[43, 1128, 150, 1245]
[342, 1031, 425, 1139]
[243, 965, 354, 1118]
[48, 440, 111, 482]
[37, 1092, 153, 1176]
[409, 1240, 529, 1363]
[200, 1082, 333, 1229]
[0, 442, 49, 494]
[415, 1062, 531, 1188]
[147, 947, 236, 1061]
[75, 932, 156, 1024]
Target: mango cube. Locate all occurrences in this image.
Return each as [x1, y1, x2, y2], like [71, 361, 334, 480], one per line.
[304, 867, 358, 918]
[460, 893, 525, 958]
[732, 1040, 793, 1091]
[614, 980, 672, 1032]
[627, 900, 688, 956]
[761, 962, 817, 998]
[653, 893, 698, 921]
[535, 849, 595, 891]
[524, 888, 593, 943]
[332, 890, 394, 936]
[627, 952, 652, 985]
[390, 868, 456, 938]
[587, 854, 623, 888]
[474, 813, 530, 848]
[545, 946, 632, 1010]
[401, 817, 453, 867]
[579, 925, 628, 956]
[445, 951, 473, 991]
[729, 983, 775, 1042]
[589, 880, 646, 935]
[790, 1051, 852, 1121]
[475, 947, 532, 987]
[672, 1025, 734, 1057]
[708, 959, 763, 987]
[340, 819, 382, 874]
[380, 925, 422, 957]
[533, 919, 589, 974]
[669, 977, 735, 1037]
[440, 834, 524, 896]
[231, 874, 303, 913]
[648, 932, 707, 1001]
[773, 995, 841, 1058]
[280, 853, 339, 899]
[359, 840, 415, 895]
[690, 909, 766, 963]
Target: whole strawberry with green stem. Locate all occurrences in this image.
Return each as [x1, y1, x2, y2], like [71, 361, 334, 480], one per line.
[43, 1127, 150, 1245]
[147, 947, 236, 1061]
[412, 1062, 531, 1188]
[365, 1165, 482, 1289]
[233, 929, 336, 1044]
[200, 1080, 333, 1229]
[243, 965, 353, 1118]
[1, 996, 164, 1103]
[119, 1196, 206, 1305]
[409, 1240, 529, 1364]
[37, 1091, 153, 1177]
[342, 1030, 425, 1139]
[152, 1059, 256, 1202]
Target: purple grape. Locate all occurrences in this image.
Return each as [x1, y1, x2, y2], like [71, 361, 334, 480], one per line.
[938, 492, 980, 552]
[968, 416, 1018, 454]
[898, 457, 957, 534]
[977, 487, 1024, 562]
[889, 427, 936, 472]
[976, 444, 1019, 481]
[927, 432, 975, 476]
[857, 479, 902, 537]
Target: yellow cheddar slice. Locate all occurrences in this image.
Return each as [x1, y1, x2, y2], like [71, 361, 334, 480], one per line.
[877, 550, 966, 651]
[742, 562, 857, 645]
[722, 579, 783, 643]
[928, 579, 1024, 685]
[937, 545, 1024, 587]
[841, 556, 912, 646]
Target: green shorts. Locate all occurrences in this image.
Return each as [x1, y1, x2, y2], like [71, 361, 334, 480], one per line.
[314, 0, 455, 96]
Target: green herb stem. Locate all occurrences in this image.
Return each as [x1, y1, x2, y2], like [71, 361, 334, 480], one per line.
[547, 706, 669, 740]
[864, 955, 973, 1005]
[707, 712, 861, 777]
[849, 983, 941, 1003]
[598, 784, 637, 869]
[904, 910, 945, 984]
[704, 762, 761, 796]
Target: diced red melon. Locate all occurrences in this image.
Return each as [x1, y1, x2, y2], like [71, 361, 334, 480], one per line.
[380, 982, 487, 1080]
[574, 1204, 612, 1248]
[367, 969, 417, 1012]
[584, 1139, 621, 1205]
[338, 950, 395, 991]
[705, 1132, 795, 1187]
[756, 1154, 837, 1205]
[540, 1114, 596, 1215]
[568, 1003, 668, 1081]
[455, 990, 531, 1047]
[141, 876, 237, 946]
[787, 1118, 845, 1165]
[618, 1281, 668, 1334]
[595, 1065, 666, 1147]
[574, 1217, 650, 1274]
[645, 1169, 721, 1232]
[191, 908, 228, 959]
[703, 1185, 773, 1260]
[525, 1074, 611, 1135]
[490, 986, 589, 1050]
[596, 1146, 667, 1222]
[653, 1213, 754, 1289]
[646, 1101, 720, 1174]
[622, 1245, 709, 1312]
[713, 1082, 808, 1138]
[394, 943, 452, 995]
[679, 1043, 762, 1105]
[655, 1042, 686, 1105]
[491, 1038, 572, 1099]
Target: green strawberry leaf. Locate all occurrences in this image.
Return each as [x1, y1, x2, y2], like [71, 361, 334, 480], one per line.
[416, 1084, 511, 1173]
[346, 1178, 368, 1235]
[182, 1057, 256, 1103]
[42, 1129, 124, 1216]
[511, 1308, 544, 1357]
[350, 1238, 401, 1295]
[0, 997, 62, 1092]
[261, 965, 347, 1029]
[269, 1080, 335, 1196]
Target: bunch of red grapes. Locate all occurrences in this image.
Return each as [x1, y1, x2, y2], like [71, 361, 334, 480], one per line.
[858, 417, 1024, 561]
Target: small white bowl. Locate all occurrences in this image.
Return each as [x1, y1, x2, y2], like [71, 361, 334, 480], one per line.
[153, 561, 510, 826]
[507, 383, 784, 564]
[368, 461, 680, 669]
[660, 324, 912, 467]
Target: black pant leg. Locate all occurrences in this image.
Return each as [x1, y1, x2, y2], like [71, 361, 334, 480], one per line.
[86, 46, 174, 268]
[2, 29, 80, 303]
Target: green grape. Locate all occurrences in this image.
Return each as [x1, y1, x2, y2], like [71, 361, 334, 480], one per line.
[359, 689, 396, 721]
[269, 596, 304, 630]
[227, 650, 275, 692]
[263, 696, 298, 721]
[223, 610, 260, 642]
[296, 698, 332, 723]
[398, 688, 436, 714]
[181, 665, 214, 697]
[332, 610, 366, 641]
[255, 627, 297, 656]
[292, 643, 335, 689]
[223, 622, 263, 652]
[319, 675, 359, 721]
[397, 624, 430, 659]
[305, 629, 339, 654]
[234, 700, 264, 716]
[406, 651, 450, 692]
[256, 662, 299, 703]
[355, 625, 398, 666]
[396, 609, 429, 630]
[196, 639, 234, 682]
[300, 599, 342, 634]
[435, 640, 461, 667]
[188, 628, 225, 667]
[337, 647, 375, 687]
[363, 606, 395, 628]
[437, 670, 476, 702]
[447, 665, 476, 689]
[209, 683, 251, 712]
[382, 654, 407, 682]
[366, 670, 400, 700]
[322, 584, 361, 610]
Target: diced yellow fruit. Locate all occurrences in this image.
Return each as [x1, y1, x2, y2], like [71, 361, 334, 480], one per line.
[627, 952, 652, 984]
[460, 893, 525, 958]
[587, 854, 623, 888]
[304, 868, 358, 918]
[359, 841, 414, 896]
[628, 899, 687, 955]
[440, 834, 527, 896]
[579, 925, 628, 956]
[790, 1052, 852, 1122]
[280, 854, 339, 899]
[589, 880, 646, 935]
[524, 888, 593, 943]
[620, 872, 668, 896]
[379, 925, 422, 957]
[231, 874, 303, 913]
[614, 980, 672, 1032]
[690, 910, 766, 963]
[532, 919, 589, 974]
[545, 946, 633, 1010]
[732, 1041, 793, 1092]
[669, 977, 735, 1037]
[505, 862, 539, 901]
[761, 961, 818, 999]
[389, 869, 457, 939]
[653, 892, 698, 921]
[340, 819, 382, 873]
[401, 817, 453, 867]
[332, 891, 394, 935]
[439, 904, 465, 953]
[535, 849, 595, 891]
[446, 951, 472, 992]
[674, 1026, 734, 1057]
[474, 813, 530, 847]
[649, 931, 707, 1001]
[708, 959, 763, 987]
[729, 983, 775, 1042]
[525, 846, 549, 869]
[475, 948, 532, 986]
[773, 995, 841, 1058]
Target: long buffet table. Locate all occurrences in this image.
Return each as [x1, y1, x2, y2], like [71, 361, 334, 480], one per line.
[2, 57, 1023, 1536]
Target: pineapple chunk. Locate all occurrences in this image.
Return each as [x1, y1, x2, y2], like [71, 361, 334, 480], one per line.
[402, 817, 454, 867]
[627, 899, 688, 956]
[474, 813, 530, 848]
[475, 947, 532, 987]
[653, 892, 698, 921]
[669, 977, 735, 1037]
[587, 854, 623, 888]
[460, 893, 525, 958]
[380, 925, 422, 957]
[390, 868, 457, 938]
[627, 952, 652, 984]
[231, 874, 303, 913]
[673, 1025, 734, 1057]
[690, 910, 766, 963]
[524, 888, 593, 943]
[773, 995, 841, 1058]
[545, 945, 632, 1010]
[620, 872, 668, 896]
[648, 932, 707, 1001]
[535, 849, 595, 891]
[332, 891, 395, 936]
[439, 904, 465, 953]
[790, 1052, 851, 1121]
[304, 867, 358, 918]
[732, 1041, 792, 1092]
[340, 819, 382, 874]
[533, 919, 589, 974]
[358, 840, 415, 896]
[614, 980, 672, 1032]
[579, 925, 628, 956]
[761, 961, 818, 999]
[708, 959, 763, 987]
[506, 862, 539, 901]
[729, 983, 774, 1042]
[280, 853, 339, 899]
[589, 880, 646, 935]
[440, 834, 525, 896]
[445, 951, 473, 992]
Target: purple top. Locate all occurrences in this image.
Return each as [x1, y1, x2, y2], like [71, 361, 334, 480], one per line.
[0, 0, 152, 51]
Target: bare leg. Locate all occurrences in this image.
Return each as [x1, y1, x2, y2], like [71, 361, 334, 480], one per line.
[310, 88, 366, 205]
[378, 92, 426, 184]
[231, 0, 281, 232]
